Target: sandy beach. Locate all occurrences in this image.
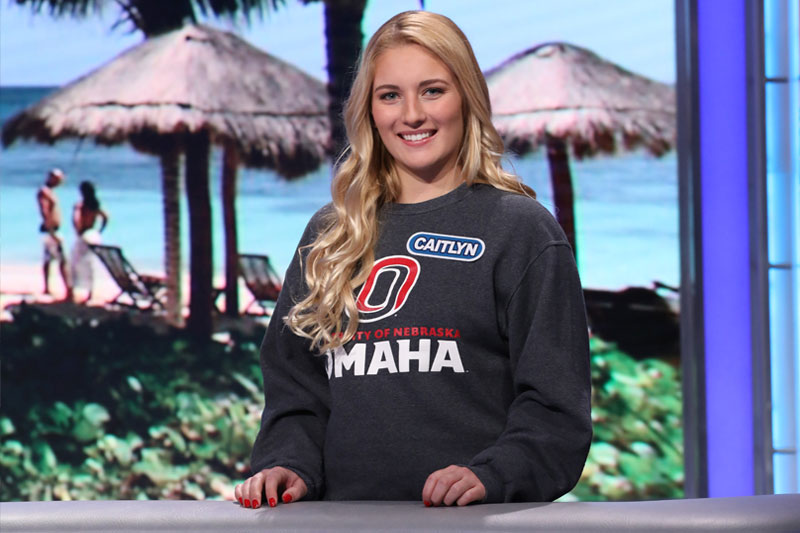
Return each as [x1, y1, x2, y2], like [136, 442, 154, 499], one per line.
[1, 262, 119, 309]
[0, 261, 251, 321]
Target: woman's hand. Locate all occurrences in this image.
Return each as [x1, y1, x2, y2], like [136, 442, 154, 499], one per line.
[422, 465, 486, 507]
[234, 466, 308, 509]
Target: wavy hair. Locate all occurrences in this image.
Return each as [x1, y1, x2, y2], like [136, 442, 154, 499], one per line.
[286, 10, 535, 352]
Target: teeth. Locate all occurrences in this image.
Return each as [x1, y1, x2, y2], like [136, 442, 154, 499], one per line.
[401, 132, 432, 142]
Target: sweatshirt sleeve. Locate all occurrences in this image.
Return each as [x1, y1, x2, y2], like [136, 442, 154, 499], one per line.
[468, 242, 592, 502]
[249, 216, 332, 501]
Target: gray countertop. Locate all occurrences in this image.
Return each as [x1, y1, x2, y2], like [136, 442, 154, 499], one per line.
[2, 495, 799, 532]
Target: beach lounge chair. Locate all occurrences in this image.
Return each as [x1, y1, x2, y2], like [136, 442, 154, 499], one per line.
[89, 244, 166, 311]
[238, 253, 282, 315]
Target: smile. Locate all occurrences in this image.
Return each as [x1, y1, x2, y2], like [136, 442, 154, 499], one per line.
[399, 131, 435, 142]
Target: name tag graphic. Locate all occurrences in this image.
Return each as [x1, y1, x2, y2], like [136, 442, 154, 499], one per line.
[407, 232, 485, 262]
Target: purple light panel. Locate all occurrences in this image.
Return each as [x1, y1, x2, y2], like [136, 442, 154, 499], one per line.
[697, 0, 754, 496]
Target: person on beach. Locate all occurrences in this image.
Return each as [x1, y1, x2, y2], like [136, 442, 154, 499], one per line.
[37, 168, 72, 300]
[70, 181, 108, 304]
[235, 11, 591, 508]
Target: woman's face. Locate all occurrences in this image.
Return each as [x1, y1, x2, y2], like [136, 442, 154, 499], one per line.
[371, 44, 464, 189]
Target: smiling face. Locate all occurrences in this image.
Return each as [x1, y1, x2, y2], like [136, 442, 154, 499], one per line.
[371, 44, 465, 201]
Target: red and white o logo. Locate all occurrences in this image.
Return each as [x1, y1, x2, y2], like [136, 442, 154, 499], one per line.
[356, 255, 420, 323]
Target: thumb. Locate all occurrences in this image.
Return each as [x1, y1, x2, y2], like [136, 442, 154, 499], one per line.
[281, 473, 308, 504]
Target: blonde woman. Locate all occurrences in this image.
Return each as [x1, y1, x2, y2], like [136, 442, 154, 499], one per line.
[236, 11, 591, 508]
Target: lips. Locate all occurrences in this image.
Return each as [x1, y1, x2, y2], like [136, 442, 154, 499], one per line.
[398, 130, 437, 143]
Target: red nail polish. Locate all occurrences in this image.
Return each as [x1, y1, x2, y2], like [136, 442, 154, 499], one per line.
[283, 494, 293, 503]
[244, 499, 251, 508]
[268, 498, 276, 508]
[424, 500, 432, 507]
[253, 500, 260, 509]
[238, 497, 243, 505]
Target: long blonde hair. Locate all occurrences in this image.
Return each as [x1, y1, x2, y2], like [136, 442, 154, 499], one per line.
[286, 11, 535, 352]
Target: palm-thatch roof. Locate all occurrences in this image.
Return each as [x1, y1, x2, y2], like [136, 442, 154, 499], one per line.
[485, 42, 675, 159]
[1, 24, 329, 178]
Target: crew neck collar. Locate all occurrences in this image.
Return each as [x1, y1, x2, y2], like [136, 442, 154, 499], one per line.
[382, 182, 474, 215]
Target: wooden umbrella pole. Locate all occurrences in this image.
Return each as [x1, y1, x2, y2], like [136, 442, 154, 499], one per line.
[185, 131, 213, 340]
[222, 145, 240, 317]
[546, 136, 578, 259]
[160, 144, 183, 326]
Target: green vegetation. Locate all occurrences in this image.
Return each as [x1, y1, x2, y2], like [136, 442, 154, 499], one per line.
[562, 338, 684, 501]
[1, 305, 264, 500]
[1, 306, 683, 501]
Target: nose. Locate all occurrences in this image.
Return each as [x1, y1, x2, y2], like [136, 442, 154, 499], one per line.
[402, 97, 425, 127]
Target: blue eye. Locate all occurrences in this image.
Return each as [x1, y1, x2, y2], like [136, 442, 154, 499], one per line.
[379, 92, 399, 101]
[424, 87, 444, 96]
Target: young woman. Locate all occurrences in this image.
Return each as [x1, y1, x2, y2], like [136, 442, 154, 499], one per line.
[70, 180, 108, 303]
[235, 11, 591, 508]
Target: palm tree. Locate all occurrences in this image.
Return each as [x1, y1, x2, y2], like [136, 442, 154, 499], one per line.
[313, 0, 367, 157]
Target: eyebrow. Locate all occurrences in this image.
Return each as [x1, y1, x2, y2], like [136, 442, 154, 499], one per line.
[373, 78, 452, 93]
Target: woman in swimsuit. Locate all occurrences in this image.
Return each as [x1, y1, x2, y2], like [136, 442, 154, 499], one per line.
[70, 181, 109, 303]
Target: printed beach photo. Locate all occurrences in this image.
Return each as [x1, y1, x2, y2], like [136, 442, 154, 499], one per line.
[1, 0, 682, 502]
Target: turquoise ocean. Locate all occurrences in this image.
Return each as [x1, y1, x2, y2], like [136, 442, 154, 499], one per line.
[0, 86, 679, 290]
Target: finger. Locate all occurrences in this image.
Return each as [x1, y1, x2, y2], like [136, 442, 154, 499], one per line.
[234, 483, 242, 506]
[442, 478, 471, 506]
[429, 474, 459, 507]
[263, 470, 285, 508]
[456, 485, 486, 506]
[242, 473, 264, 508]
[240, 477, 254, 508]
[281, 473, 308, 504]
[421, 472, 439, 507]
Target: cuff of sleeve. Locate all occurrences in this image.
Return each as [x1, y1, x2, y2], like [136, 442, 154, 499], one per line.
[290, 466, 320, 501]
[467, 463, 504, 504]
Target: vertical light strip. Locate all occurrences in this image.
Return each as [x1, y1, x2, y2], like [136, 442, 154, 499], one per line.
[697, 0, 754, 496]
[794, 0, 800, 488]
[794, 0, 800, 491]
[764, 0, 800, 494]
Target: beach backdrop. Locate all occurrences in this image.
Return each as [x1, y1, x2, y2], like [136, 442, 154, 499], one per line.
[1, 0, 679, 300]
[1, 86, 678, 293]
[0, 0, 683, 502]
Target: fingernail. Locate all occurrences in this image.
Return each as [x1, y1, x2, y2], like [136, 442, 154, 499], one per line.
[238, 497, 243, 505]
[268, 498, 276, 508]
[283, 494, 293, 504]
[244, 499, 251, 508]
[253, 500, 260, 509]
[424, 500, 432, 507]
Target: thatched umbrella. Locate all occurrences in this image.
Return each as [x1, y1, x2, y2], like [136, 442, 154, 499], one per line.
[2, 24, 329, 337]
[485, 42, 675, 258]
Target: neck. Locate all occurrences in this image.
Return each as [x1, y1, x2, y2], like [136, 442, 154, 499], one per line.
[396, 165, 463, 204]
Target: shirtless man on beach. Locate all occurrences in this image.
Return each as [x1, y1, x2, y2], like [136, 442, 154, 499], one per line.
[37, 168, 72, 300]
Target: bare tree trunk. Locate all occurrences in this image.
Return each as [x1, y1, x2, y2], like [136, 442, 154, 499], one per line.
[546, 136, 578, 259]
[323, 0, 367, 158]
[160, 145, 183, 326]
[185, 131, 213, 340]
[222, 145, 240, 317]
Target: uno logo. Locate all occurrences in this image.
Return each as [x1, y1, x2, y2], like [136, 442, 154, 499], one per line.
[355, 255, 420, 323]
[407, 232, 485, 262]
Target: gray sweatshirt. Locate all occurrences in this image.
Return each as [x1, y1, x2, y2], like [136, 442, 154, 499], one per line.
[250, 183, 592, 503]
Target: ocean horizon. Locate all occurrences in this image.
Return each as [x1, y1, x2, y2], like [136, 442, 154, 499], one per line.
[0, 86, 680, 291]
